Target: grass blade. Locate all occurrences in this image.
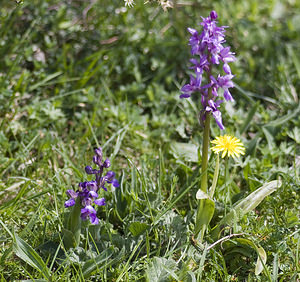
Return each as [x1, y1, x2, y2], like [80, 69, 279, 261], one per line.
[82, 247, 119, 279]
[239, 102, 259, 134]
[13, 232, 51, 280]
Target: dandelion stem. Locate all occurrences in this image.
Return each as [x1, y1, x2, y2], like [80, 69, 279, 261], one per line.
[224, 155, 231, 206]
[209, 154, 219, 198]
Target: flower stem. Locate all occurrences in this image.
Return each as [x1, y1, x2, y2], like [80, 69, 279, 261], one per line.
[196, 113, 211, 241]
[209, 154, 219, 198]
[195, 68, 213, 240]
[200, 113, 211, 192]
[224, 155, 231, 206]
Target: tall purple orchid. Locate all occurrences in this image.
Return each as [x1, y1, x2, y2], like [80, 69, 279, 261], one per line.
[65, 147, 119, 225]
[180, 11, 236, 239]
[180, 10, 236, 130]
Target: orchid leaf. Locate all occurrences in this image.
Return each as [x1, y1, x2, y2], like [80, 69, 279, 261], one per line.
[195, 190, 215, 237]
[212, 180, 281, 238]
[233, 238, 267, 276]
[223, 238, 268, 276]
[255, 246, 267, 275]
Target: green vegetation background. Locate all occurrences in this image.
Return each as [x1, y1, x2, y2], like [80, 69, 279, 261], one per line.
[0, 0, 299, 281]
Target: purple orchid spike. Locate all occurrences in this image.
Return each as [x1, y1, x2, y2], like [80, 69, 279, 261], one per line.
[180, 11, 236, 130]
[64, 146, 119, 225]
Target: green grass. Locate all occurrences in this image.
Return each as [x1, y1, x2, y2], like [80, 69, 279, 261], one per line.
[0, 0, 299, 281]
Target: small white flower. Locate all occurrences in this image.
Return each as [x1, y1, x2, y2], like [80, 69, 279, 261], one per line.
[124, 0, 135, 7]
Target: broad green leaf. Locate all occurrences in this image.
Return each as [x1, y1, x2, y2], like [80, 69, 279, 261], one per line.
[13, 232, 51, 280]
[170, 142, 199, 162]
[222, 238, 268, 276]
[195, 191, 215, 237]
[63, 198, 82, 249]
[212, 180, 281, 238]
[175, 122, 188, 138]
[145, 257, 178, 282]
[128, 222, 150, 237]
[255, 246, 267, 275]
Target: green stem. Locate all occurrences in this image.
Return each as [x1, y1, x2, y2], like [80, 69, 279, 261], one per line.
[195, 89, 213, 239]
[195, 61, 213, 239]
[200, 61, 213, 192]
[200, 113, 211, 192]
[209, 154, 220, 198]
[224, 155, 231, 206]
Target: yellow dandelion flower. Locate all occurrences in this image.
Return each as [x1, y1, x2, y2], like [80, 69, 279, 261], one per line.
[211, 135, 245, 158]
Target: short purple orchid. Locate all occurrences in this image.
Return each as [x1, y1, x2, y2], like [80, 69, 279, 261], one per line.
[180, 11, 236, 130]
[64, 147, 119, 224]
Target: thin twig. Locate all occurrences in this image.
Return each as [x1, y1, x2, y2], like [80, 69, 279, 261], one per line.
[207, 233, 246, 251]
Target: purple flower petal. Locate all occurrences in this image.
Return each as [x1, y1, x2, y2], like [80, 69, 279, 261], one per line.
[103, 159, 111, 168]
[81, 205, 96, 221]
[220, 47, 236, 63]
[85, 166, 93, 174]
[212, 87, 218, 97]
[187, 27, 198, 36]
[94, 147, 102, 157]
[64, 198, 76, 208]
[105, 171, 115, 181]
[180, 93, 191, 99]
[82, 197, 92, 207]
[78, 188, 89, 198]
[67, 189, 78, 199]
[86, 181, 97, 191]
[212, 110, 225, 130]
[224, 89, 234, 101]
[210, 10, 218, 20]
[94, 197, 106, 206]
[88, 190, 98, 198]
[89, 213, 99, 224]
[93, 155, 99, 165]
[79, 182, 87, 189]
[223, 63, 231, 74]
[111, 179, 119, 188]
